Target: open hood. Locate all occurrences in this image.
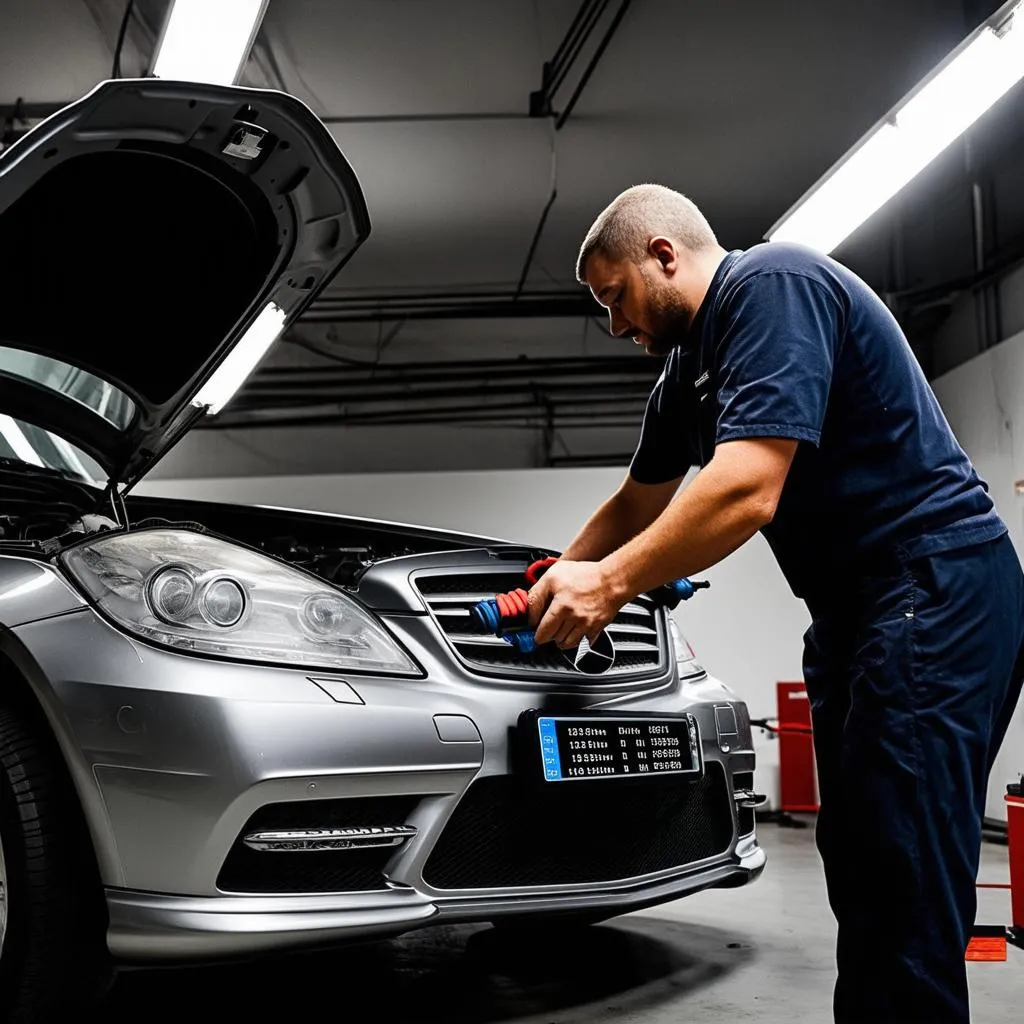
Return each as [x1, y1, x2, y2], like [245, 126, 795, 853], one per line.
[0, 78, 370, 493]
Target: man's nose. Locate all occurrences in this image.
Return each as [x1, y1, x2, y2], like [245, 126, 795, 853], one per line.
[609, 310, 631, 337]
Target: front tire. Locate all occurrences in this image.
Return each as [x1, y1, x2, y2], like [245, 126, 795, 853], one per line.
[0, 703, 112, 1021]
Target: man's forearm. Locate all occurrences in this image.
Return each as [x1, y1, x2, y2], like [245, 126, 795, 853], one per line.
[560, 492, 640, 562]
[599, 460, 773, 603]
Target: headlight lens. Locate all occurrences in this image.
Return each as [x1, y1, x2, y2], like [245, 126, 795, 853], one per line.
[200, 576, 247, 628]
[668, 616, 705, 679]
[61, 528, 419, 675]
[148, 565, 197, 623]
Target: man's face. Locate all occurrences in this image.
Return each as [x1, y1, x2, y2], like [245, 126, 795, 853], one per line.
[585, 250, 693, 357]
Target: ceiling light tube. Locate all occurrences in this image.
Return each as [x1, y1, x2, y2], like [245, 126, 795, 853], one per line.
[192, 302, 287, 415]
[767, 0, 1024, 254]
[151, 0, 269, 86]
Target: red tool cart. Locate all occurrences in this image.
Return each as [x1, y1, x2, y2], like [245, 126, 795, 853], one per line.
[967, 778, 1024, 962]
[749, 682, 819, 828]
[776, 681, 819, 814]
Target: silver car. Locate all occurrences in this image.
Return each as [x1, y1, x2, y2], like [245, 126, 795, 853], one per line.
[0, 79, 765, 1021]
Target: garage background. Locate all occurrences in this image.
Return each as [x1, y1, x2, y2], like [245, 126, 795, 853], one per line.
[3, 0, 1023, 820]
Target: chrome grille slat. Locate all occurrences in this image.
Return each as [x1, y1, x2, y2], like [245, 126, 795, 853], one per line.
[606, 623, 658, 638]
[446, 633, 517, 647]
[620, 601, 653, 615]
[425, 593, 502, 606]
[414, 568, 666, 682]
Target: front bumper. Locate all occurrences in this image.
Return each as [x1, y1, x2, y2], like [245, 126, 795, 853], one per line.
[105, 837, 766, 961]
[9, 600, 763, 964]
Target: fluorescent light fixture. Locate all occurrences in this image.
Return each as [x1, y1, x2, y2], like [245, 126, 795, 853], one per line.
[767, 0, 1024, 253]
[0, 414, 44, 466]
[192, 302, 287, 415]
[151, 0, 269, 86]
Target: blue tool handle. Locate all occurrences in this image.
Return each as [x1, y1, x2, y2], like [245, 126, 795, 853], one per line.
[654, 577, 711, 608]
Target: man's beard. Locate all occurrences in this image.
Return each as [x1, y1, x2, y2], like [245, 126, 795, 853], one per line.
[639, 270, 693, 356]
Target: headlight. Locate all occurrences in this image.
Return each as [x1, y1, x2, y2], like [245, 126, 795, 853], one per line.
[60, 528, 419, 675]
[668, 615, 705, 679]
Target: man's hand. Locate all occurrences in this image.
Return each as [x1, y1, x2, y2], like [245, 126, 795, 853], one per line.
[527, 560, 625, 650]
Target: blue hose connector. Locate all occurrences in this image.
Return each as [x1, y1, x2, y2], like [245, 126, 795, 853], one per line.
[505, 630, 538, 654]
[472, 599, 537, 653]
[472, 598, 502, 634]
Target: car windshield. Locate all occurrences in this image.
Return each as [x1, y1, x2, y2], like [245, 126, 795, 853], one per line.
[0, 413, 103, 485]
[0, 346, 136, 430]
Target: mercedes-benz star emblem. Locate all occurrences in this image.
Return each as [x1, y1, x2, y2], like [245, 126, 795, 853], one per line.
[560, 629, 616, 674]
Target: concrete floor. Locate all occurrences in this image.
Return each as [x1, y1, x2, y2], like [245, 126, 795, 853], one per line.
[98, 821, 1018, 1023]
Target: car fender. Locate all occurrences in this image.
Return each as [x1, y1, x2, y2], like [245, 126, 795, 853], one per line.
[0, 588, 125, 887]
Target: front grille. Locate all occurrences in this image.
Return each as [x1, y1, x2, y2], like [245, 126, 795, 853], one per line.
[414, 569, 666, 680]
[422, 761, 734, 890]
[217, 796, 419, 894]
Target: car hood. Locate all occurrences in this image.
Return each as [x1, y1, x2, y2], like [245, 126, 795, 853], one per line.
[0, 78, 370, 493]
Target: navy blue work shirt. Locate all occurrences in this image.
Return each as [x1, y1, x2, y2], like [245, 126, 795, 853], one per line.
[629, 242, 1006, 599]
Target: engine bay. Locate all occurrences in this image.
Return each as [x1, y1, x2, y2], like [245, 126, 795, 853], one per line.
[0, 459, 513, 588]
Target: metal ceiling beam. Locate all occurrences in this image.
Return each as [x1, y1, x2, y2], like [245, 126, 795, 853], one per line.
[202, 409, 645, 430]
[302, 292, 602, 323]
[227, 389, 652, 417]
[528, 0, 634, 130]
[530, 0, 607, 119]
[555, 0, 633, 131]
[253, 354, 650, 383]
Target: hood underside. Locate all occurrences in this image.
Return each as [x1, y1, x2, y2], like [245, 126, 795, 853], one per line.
[0, 78, 370, 490]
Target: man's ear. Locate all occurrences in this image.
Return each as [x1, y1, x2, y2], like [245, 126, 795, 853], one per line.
[648, 236, 678, 275]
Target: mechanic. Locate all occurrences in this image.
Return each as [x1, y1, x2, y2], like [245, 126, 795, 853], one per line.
[527, 183, 1024, 1024]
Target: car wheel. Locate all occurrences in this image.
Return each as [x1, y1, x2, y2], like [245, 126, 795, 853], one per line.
[0, 703, 113, 1021]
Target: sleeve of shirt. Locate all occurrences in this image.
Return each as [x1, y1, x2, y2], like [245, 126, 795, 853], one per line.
[629, 371, 695, 484]
[714, 271, 841, 447]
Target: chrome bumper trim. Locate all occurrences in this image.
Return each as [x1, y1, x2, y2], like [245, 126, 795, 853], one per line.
[243, 826, 417, 852]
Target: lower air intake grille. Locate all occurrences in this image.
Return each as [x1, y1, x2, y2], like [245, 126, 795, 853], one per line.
[217, 796, 419, 894]
[422, 762, 733, 890]
[414, 569, 666, 680]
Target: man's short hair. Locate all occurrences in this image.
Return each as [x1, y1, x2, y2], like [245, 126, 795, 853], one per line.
[575, 184, 718, 283]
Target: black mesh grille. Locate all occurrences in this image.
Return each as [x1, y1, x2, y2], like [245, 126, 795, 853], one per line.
[422, 762, 734, 890]
[415, 569, 665, 680]
[217, 796, 420, 895]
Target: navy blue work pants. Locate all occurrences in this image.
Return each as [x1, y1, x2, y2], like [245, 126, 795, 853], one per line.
[803, 533, 1024, 1023]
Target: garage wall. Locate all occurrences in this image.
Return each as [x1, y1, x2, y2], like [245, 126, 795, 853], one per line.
[932, 326, 1024, 824]
[134, 466, 811, 808]
[930, 263, 1024, 378]
[145, 422, 643, 478]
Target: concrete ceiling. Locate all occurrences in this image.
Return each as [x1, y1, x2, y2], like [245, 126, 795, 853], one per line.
[2, 0, 1022, 473]
[250, 0, 978, 293]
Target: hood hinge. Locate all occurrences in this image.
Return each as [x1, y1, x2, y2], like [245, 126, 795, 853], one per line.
[104, 483, 130, 531]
